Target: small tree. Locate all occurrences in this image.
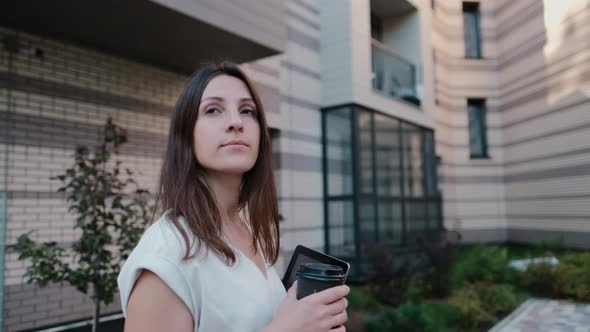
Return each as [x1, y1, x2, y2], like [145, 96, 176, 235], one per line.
[10, 118, 154, 332]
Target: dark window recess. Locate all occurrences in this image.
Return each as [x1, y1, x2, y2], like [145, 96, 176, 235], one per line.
[270, 128, 281, 169]
[467, 99, 489, 159]
[463, 2, 482, 58]
[270, 128, 284, 221]
[371, 12, 383, 42]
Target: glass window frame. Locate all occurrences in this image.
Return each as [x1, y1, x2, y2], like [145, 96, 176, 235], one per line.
[467, 98, 489, 159]
[463, 2, 482, 59]
[322, 104, 443, 279]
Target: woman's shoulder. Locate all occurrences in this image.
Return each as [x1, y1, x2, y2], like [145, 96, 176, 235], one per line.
[118, 210, 203, 319]
[136, 210, 204, 262]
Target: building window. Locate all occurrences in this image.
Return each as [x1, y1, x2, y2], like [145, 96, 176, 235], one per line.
[467, 99, 489, 159]
[463, 2, 482, 58]
[322, 106, 442, 279]
[435, 156, 443, 194]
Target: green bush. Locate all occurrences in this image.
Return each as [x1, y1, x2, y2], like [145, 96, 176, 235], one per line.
[481, 284, 521, 317]
[504, 262, 524, 286]
[348, 286, 380, 311]
[555, 253, 590, 301]
[404, 272, 431, 302]
[363, 306, 397, 332]
[521, 262, 557, 297]
[363, 303, 440, 332]
[415, 230, 459, 298]
[449, 286, 496, 330]
[534, 235, 565, 255]
[422, 302, 462, 331]
[363, 243, 421, 307]
[452, 246, 509, 287]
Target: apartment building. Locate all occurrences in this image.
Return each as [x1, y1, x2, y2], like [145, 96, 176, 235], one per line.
[0, 0, 588, 330]
[319, 0, 440, 278]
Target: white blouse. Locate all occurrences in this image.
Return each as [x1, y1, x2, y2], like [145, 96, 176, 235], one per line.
[117, 212, 287, 332]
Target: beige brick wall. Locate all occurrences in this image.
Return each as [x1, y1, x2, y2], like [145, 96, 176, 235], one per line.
[0, 24, 178, 330]
[0, 0, 327, 330]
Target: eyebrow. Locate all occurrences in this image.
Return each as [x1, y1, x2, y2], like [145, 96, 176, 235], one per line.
[200, 96, 255, 103]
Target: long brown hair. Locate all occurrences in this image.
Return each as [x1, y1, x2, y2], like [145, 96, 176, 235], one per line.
[156, 62, 280, 265]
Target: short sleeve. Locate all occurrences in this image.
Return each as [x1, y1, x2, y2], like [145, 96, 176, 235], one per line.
[117, 212, 202, 324]
[117, 252, 195, 318]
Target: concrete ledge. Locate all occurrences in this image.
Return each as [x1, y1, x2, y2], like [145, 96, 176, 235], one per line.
[458, 228, 508, 243]
[508, 228, 590, 250]
[456, 228, 590, 249]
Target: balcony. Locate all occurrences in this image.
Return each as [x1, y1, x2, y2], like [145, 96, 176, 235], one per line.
[371, 38, 419, 106]
[370, 0, 421, 108]
[0, 0, 285, 73]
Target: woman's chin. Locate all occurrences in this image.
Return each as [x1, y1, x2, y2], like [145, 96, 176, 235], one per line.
[212, 164, 256, 175]
[223, 169, 251, 176]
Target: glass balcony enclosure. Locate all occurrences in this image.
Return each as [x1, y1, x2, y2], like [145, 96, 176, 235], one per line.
[322, 105, 441, 279]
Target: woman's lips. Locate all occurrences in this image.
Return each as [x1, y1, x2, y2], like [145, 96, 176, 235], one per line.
[222, 140, 248, 147]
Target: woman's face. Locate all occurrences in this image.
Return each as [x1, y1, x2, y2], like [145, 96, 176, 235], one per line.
[193, 74, 261, 175]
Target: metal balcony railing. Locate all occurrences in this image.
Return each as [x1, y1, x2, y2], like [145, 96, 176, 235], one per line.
[371, 39, 419, 105]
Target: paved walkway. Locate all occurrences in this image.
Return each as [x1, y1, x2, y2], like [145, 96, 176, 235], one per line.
[490, 299, 590, 332]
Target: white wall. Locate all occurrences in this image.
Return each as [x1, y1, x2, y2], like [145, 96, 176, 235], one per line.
[320, 0, 435, 129]
[382, 10, 423, 82]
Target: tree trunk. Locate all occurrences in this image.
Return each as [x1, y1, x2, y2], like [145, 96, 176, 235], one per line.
[92, 284, 101, 332]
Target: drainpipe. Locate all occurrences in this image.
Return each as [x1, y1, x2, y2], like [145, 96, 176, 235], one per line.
[0, 34, 17, 332]
[0, 191, 5, 332]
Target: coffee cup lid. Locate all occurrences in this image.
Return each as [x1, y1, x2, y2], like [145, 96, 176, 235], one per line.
[298, 262, 344, 278]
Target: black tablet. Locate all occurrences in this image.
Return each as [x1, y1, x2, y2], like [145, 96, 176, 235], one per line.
[282, 245, 350, 290]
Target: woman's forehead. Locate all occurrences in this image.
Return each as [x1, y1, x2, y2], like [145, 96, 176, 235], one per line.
[201, 75, 253, 101]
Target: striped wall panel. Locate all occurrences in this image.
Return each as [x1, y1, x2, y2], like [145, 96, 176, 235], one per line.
[432, 0, 590, 246]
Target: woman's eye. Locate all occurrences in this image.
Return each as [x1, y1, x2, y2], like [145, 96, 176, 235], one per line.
[205, 108, 220, 114]
[241, 108, 256, 115]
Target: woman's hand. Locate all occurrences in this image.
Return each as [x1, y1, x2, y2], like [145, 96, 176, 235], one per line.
[263, 281, 350, 332]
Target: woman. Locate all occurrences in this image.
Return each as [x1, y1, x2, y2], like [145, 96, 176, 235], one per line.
[117, 62, 350, 332]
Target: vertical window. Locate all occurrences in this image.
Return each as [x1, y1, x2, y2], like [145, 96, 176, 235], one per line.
[435, 156, 443, 194]
[323, 107, 355, 257]
[468, 99, 489, 159]
[463, 2, 482, 58]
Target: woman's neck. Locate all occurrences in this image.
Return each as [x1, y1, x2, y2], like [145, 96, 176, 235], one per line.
[205, 171, 243, 227]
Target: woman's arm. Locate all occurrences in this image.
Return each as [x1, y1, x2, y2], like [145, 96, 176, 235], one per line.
[124, 270, 194, 332]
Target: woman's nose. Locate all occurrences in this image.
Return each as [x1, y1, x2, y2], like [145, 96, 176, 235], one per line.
[226, 110, 244, 131]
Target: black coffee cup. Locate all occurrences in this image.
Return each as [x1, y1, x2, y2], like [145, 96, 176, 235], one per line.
[295, 262, 346, 300]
